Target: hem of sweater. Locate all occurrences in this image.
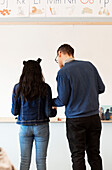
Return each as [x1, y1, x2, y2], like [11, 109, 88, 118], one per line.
[16, 119, 49, 125]
[65, 109, 99, 118]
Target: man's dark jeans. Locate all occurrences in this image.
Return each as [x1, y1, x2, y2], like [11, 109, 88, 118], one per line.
[66, 114, 103, 170]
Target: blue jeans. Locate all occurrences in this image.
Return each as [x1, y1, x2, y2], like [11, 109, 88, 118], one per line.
[19, 123, 49, 170]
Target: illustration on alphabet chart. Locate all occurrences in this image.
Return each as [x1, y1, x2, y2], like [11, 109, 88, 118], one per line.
[46, 0, 112, 17]
[0, 0, 30, 17]
[30, 0, 45, 17]
[13, 0, 29, 17]
[0, 0, 112, 17]
[0, 0, 12, 16]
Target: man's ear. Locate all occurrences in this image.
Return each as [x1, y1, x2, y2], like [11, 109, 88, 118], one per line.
[58, 51, 61, 58]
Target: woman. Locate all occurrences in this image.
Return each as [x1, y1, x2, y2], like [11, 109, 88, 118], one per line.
[11, 59, 57, 170]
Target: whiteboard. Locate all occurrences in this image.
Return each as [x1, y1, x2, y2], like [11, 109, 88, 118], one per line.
[0, 25, 111, 117]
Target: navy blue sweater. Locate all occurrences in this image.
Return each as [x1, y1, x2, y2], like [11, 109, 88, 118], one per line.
[53, 60, 105, 118]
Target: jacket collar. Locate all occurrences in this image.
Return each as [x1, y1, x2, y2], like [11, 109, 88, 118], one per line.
[64, 58, 74, 65]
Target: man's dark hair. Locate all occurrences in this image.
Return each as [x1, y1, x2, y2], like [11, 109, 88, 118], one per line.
[57, 44, 74, 56]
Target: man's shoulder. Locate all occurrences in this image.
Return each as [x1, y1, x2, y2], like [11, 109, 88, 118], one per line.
[74, 60, 94, 68]
[57, 60, 80, 76]
[57, 67, 66, 77]
[75, 60, 92, 65]
[57, 60, 94, 76]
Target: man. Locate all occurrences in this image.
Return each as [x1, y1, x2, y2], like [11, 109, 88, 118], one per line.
[52, 44, 105, 170]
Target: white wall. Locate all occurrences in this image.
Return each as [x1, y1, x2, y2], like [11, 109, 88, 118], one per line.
[0, 122, 112, 170]
[0, 25, 112, 118]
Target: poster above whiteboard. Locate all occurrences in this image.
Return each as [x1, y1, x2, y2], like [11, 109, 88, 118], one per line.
[0, 0, 112, 17]
[0, 0, 30, 17]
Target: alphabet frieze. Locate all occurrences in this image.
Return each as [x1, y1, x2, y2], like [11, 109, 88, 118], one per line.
[0, 0, 111, 17]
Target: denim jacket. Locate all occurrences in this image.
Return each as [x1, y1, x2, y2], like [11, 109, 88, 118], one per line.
[11, 83, 57, 125]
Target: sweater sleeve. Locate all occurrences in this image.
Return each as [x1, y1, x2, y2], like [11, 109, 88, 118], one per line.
[93, 64, 105, 94]
[45, 85, 57, 117]
[52, 72, 71, 107]
[11, 84, 20, 116]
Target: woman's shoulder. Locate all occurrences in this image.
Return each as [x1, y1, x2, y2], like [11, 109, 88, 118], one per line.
[14, 83, 19, 88]
[13, 83, 19, 92]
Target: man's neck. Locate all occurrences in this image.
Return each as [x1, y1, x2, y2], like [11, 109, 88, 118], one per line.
[63, 57, 74, 65]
